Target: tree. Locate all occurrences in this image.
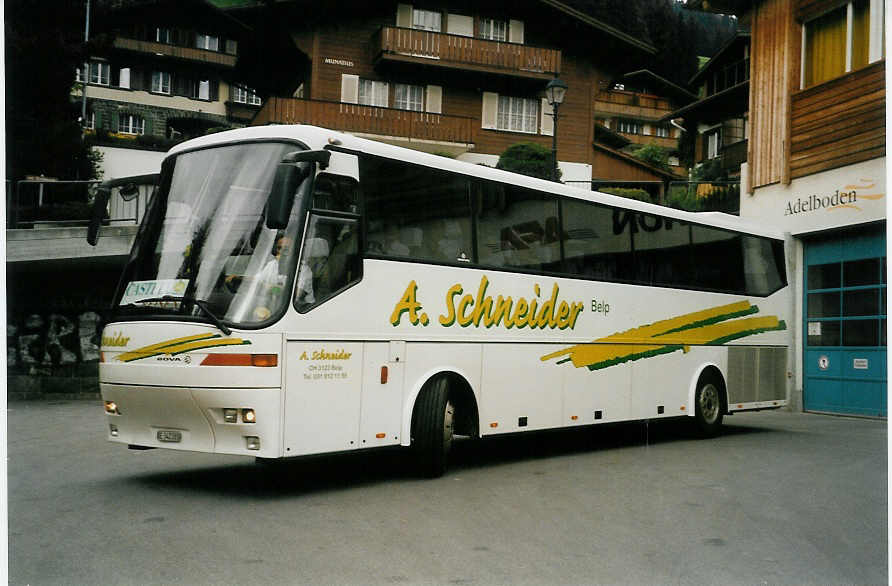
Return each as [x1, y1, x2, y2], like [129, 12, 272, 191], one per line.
[5, 0, 99, 181]
[496, 142, 561, 181]
[631, 143, 671, 172]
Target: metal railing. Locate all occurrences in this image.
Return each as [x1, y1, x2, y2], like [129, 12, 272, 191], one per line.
[7, 177, 156, 229]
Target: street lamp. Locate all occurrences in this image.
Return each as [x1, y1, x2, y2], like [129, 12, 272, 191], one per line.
[545, 77, 567, 182]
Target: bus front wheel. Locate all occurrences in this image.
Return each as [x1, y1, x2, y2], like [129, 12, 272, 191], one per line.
[411, 377, 454, 478]
[694, 373, 725, 437]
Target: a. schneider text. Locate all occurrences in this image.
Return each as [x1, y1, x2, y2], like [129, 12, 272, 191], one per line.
[390, 276, 584, 330]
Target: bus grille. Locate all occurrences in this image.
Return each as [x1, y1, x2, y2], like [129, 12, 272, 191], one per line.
[727, 347, 787, 403]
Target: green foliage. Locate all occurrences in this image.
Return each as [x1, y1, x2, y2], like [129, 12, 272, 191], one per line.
[631, 144, 670, 171]
[599, 187, 654, 203]
[497, 142, 560, 181]
[667, 183, 739, 213]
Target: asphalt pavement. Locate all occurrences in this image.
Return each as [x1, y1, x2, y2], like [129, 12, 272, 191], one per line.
[7, 400, 888, 585]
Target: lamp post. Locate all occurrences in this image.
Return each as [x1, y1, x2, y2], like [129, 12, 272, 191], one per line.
[545, 77, 567, 182]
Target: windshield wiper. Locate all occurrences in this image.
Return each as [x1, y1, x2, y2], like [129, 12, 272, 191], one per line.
[123, 295, 232, 336]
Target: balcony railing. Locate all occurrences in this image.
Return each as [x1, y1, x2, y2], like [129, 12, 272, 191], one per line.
[7, 178, 155, 229]
[113, 37, 236, 68]
[721, 140, 748, 172]
[373, 26, 560, 79]
[253, 97, 477, 145]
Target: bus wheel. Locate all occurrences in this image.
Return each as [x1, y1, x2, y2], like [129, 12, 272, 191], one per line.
[694, 374, 724, 437]
[411, 377, 454, 478]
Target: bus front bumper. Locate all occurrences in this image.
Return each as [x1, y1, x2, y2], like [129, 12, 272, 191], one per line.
[101, 384, 282, 458]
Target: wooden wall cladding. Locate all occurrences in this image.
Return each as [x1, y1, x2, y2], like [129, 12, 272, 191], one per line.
[794, 0, 848, 21]
[790, 61, 885, 178]
[749, 0, 796, 189]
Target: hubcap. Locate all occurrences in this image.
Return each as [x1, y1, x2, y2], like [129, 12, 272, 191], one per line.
[699, 383, 720, 424]
[443, 400, 455, 451]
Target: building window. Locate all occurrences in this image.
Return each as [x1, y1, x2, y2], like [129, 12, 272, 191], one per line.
[412, 9, 442, 31]
[89, 62, 110, 86]
[359, 79, 389, 107]
[803, 0, 883, 88]
[156, 27, 171, 44]
[225, 39, 238, 55]
[82, 111, 95, 130]
[151, 71, 171, 94]
[233, 85, 261, 105]
[479, 18, 507, 41]
[497, 96, 538, 133]
[706, 128, 721, 159]
[195, 34, 219, 51]
[653, 125, 670, 138]
[394, 83, 423, 111]
[118, 114, 145, 135]
[617, 118, 642, 134]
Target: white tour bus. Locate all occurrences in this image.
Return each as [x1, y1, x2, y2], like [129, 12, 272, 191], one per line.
[90, 125, 790, 477]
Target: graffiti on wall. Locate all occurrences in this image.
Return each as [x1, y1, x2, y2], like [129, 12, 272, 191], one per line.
[7, 312, 101, 374]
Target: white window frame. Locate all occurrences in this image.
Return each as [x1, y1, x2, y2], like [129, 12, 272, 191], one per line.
[156, 27, 171, 44]
[653, 125, 670, 138]
[359, 79, 389, 107]
[706, 128, 721, 159]
[82, 111, 95, 130]
[195, 34, 219, 51]
[479, 18, 507, 41]
[151, 71, 171, 94]
[394, 83, 424, 111]
[617, 118, 642, 135]
[89, 62, 110, 86]
[496, 95, 538, 134]
[800, 0, 885, 89]
[412, 8, 442, 31]
[233, 85, 262, 106]
[118, 114, 145, 135]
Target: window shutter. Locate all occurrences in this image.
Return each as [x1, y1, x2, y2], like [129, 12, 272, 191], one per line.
[508, 19, 524, 43]
[119, 68, 131, 89]
[341, 74, 359, 104]
[481, 92, 498, 129]
[446, 14, 473, 36]
[426, 85, 442, 113]
[396, 3, 413, 27]
[540, 98, 554, 136]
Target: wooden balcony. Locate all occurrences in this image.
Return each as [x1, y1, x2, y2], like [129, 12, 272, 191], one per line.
[112, 37, 237, 68]
[253, 97, 477, 145]
[373, 26, 560, 80]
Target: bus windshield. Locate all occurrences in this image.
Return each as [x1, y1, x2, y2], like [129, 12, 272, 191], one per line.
[113, 141, 310, 328]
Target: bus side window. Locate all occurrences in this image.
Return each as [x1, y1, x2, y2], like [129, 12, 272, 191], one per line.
[295, 216, 360, 312]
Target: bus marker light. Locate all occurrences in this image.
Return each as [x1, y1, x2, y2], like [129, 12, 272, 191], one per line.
[570, 415, 578, 421]
[680, 406, 686, 411]
[242, 409, 256, 424]
[223, 409, 238, 423]
[245, 436, 261, 451]
[251, 354, 278, 367]
[380, 366, 388, 384]
[375, 433, 386, 439]
[104, 401, 120, 415]
[200, 354, 278, 367]
[737, 404, 744, 409]
[100, 351, 105, 363]
[490, 422, 498, 428]
[109, 424, 119, 437]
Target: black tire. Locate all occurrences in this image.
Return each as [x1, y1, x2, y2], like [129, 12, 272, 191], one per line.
[411, 377, 454, 478]
[694, 373, 725, 437]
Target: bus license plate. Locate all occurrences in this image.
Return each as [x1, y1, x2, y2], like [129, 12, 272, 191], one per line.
[157, 430, 182, 443]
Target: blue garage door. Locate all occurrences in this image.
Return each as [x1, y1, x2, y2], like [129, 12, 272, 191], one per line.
[804, 226, 886, 416]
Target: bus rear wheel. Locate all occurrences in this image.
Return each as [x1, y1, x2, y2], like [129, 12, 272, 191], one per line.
[694, 374, 725, 437]
[411, 377, 454, 478]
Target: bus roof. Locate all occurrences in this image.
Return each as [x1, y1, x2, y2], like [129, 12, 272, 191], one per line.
[168, 125, 785, 241]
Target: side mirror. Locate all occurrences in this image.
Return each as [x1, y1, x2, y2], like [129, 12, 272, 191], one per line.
[265, 150, 331, 230]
